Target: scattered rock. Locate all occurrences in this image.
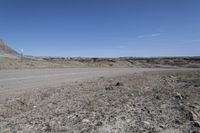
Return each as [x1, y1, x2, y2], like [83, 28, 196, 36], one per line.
[110, 128, 122, 133]
[144, 86, 150, 90]
[50, 121, 57, 128]
[174, 119, 182, 125]
[42, 123, 51, 132]
[161, 104, 167, 109]
[95, 121, 103, 126]
[193, 121, 200, 127]
[115, 82, 123, 86]
[120, 116, 126, 121]
[126, 119, 132, 123]
[159, 124, 166, 129]
[175, 92, 183, 100]
[192, 130, 200, 133]
[82, 119, 90, 123]
[189, 104, 198, 109]
[67, 114, 77, 119]
[105, 86, 114, 90]
[143, 121, 150, 125]
[155, 95, 160, 100]
[186, 111, 198, 121]
[59, 126, 69, 132]
[194, 84, 199, 87]
[1, 70, 200, 132]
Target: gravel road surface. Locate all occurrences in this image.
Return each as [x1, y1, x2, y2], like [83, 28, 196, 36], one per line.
[0, 68, 169, 101]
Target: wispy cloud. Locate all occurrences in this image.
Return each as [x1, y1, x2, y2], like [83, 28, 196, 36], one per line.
[137, 33, 161, 38]
[151, 33, 161, 37]
[137, 35, 145, 38]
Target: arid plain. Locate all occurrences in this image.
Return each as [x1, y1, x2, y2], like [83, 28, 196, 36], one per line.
[0, 41, 200, 132]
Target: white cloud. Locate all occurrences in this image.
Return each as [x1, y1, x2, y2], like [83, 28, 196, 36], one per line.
[151, 33, 161, 37]
[137, 35, 145, 38]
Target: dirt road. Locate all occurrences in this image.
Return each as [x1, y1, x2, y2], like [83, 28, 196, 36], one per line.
[0, 68, 171, 101]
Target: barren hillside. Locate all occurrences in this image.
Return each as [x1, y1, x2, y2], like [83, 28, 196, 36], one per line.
[0, 40, 19, 56]
[0, 42, 200, 69]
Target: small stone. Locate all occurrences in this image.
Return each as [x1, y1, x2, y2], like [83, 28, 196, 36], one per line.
[105, 86, 114, 90]
[189, 104, 198, 109]
[193, 121, 200, 127]
[120, 116, 126, 121]
[95, 121, 103, 126]
[115, 82, 123, 86]
[126, 119, 132, 123]
[175, 92, 183, 100]
[192, 130, 200, 133]
[159, 124, 166, 129]
[50, 121, 57, 127]
[67, 114, 77, 119]
[143, 121, 150, 125]
[42, 123, 51, 132]
[161, 104, 167, 109]
[111, 128, 122, 133]
[186, 111, 198, 121]
[82, 119, 90, 123]
[155, 96, 160, 100]
[174, 119, 182, 125]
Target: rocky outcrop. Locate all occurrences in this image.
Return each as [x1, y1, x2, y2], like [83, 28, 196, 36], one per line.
[0, 39, 19, 56]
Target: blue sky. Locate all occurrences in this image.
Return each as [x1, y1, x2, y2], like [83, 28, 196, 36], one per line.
[0, 0, 200, 57]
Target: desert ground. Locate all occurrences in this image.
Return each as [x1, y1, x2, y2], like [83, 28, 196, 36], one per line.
[0, 68, 200, 133]
[0, 0, 200, 132]
[0, 68, 163, 102]
[0, 44, 200, 133]
[0, 54, 200, 69]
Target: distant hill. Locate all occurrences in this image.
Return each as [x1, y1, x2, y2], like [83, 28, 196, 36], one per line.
[0, 39, 19, 56]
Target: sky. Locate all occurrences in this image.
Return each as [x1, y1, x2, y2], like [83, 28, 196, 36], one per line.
[0, 0, 200, 57]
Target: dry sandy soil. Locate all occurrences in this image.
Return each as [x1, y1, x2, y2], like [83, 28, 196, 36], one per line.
[0, 69, 200, 133]
[0, 55, 200, 69]
[0, 68, 162, 102]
